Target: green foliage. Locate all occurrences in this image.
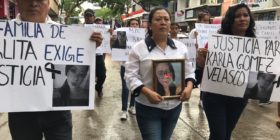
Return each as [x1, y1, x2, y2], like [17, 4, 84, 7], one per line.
[61, 0, 171, 24]
[133, 0, 170, 11]
[62, 0, 100, 24]
[95, 8, 115, 21]
[100, 0, 132, 17]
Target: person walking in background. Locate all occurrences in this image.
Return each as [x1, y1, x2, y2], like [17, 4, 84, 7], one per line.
[202, 3, 255, 140]
[170, 23, 180, 39]
[95, 17, 103, 24]
[125, 7, 195, 139]
[8, 1, 103, 140]
[189, 11, 211, 41]
[119, 18, 140, 120]
[84, 9, 107, 98]
[189, 10, 211, 108]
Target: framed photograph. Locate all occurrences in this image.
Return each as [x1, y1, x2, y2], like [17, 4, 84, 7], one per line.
[152, 59, 185, 100]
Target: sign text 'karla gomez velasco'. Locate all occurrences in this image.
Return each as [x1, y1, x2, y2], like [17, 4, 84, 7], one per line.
[201, 34, 280, 100]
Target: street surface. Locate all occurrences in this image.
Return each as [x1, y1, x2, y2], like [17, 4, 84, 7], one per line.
[1, 55, 280, 140]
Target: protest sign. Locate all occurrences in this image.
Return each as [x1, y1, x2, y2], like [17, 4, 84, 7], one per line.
[178, 38, 196, 63]
[195, 23, 220, 48]
[0, 20, 96, 112]
[85, 24, 111, 53]
[111, 27, 145, 61]
[201, 34, 280, 101]
[255, 20, 280, 40]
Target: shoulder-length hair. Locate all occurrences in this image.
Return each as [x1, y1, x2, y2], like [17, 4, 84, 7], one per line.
[146, 7, 171, 37]
[197, 11, 211, 23]
[127, 18, 140, 27]
[220, 3, 255, 37]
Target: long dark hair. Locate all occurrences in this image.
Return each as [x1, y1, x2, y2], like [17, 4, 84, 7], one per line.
[146, 7, 171, 37]
[60, 65, 89, 106]
[220, 3, 255, 37]
[197, 11, 211, 23]
[156, 63, 177, 96]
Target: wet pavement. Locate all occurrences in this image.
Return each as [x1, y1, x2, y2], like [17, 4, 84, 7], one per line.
[1, 55, 280, 140]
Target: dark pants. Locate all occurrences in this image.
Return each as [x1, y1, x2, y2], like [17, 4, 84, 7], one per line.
[195, 67, 203, 87]
[8, 111, 72, 140]
[278, 103, 280, 117]
[135, 102, 182, 140]
[195, 67, 204, 101]
[95, 55, 106, 93]
[203, 93, 247, 140]
[120, 66, 135, 111]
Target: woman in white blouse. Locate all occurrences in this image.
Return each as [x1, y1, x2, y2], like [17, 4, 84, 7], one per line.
[125, 7, 196, 140]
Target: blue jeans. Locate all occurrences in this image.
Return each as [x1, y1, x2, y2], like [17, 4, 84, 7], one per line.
[121, 66, 135, 111]
[135, 102, 182, 140]
[203, 93, 247, 140]
[8, 111, 72, 140]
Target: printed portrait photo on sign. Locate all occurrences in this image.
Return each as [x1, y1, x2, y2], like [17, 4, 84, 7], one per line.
[244, 71, 276, 102]
[112, 31, 127, 49]
[153, 59, 185, 100]
[52, 65, 90, 107]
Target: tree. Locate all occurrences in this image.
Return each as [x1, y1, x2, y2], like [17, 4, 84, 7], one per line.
[62, 0, 100, 24]
[132, 0, 171, 11]
[95, 8, 116, 22]
[99, 0, 132, 17]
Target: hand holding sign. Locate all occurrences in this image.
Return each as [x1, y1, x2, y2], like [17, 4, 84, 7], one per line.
[196, 48, 208, 68]
[90, 32, 103, 47]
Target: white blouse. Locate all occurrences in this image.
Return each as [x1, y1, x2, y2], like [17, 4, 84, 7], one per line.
[125, 38, 196, 110]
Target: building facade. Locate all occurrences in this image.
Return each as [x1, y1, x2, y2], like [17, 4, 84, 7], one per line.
[0, 0, 17, 19]
[248, 0, 280, 21]
[174, 0, 280, 32]
[121, 0, 279, 32]
[175, 0, 225, 32]
[121, 0, 176, 27]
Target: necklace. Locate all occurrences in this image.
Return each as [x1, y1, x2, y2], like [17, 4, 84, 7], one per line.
[156, 45, 167, 55]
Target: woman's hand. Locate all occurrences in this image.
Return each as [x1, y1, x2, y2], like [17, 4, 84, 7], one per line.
[90, 32, 103, 47]
[180, 82, 193, 101]
[141, 87, 163, 104]
[196, 48, 208, 68]
[194, 31, 198, 38]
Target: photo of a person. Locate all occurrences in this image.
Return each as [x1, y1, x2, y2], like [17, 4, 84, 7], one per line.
[154, 61, 184, 97]
[112, 31, 127, 49]
[244, 72, 276, 102]
[156, 63, 177, 96]
[53, 65, 90, 107]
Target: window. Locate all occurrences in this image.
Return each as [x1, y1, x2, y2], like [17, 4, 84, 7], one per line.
[186, 0, 189, 8]
[257, 12, 276, 21]
[200, 0, 206, 4]
[173, 1, 177, 13]
[208, 6, 221, 17]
